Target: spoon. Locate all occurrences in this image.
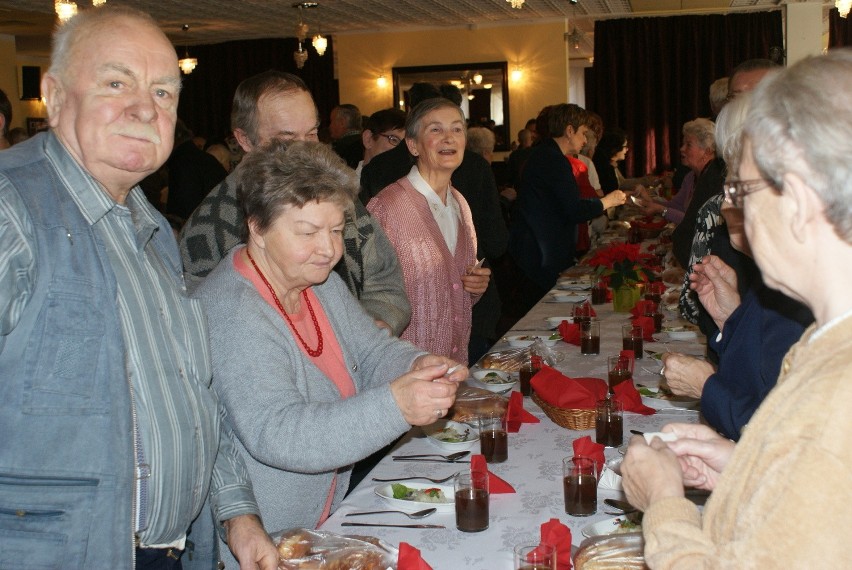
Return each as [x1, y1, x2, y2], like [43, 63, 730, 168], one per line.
[372, 474, 456, 484]
[392, 451, 469, 462]
[345, 508, 437, 519]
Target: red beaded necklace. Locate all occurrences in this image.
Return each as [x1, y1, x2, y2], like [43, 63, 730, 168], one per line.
[246, 248, 323, 357]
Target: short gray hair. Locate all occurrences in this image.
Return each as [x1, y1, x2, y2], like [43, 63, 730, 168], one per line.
[714, 92, 751, 176]
[745, 48, 852, 242]
[682, 118, 716, 155]
[466, 127, 495, 158]
[405, 98, 465, 141]
[49, 6, 167, 82]
[709, 77, 729, 115]
[236, 140, 358, 241]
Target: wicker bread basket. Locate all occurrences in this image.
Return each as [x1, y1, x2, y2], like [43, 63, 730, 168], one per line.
[532, 392, 595, 430]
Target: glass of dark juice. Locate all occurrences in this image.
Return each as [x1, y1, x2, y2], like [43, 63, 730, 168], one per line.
[563, 456, 598, 516]
[580, 319, 600, 355]
[622, 323, 644, 358]
[455, 471, 489, 532]
[607, 355, 633, 393]
[591, 281, 608, 305]
[518, 355, 542, 397]
[595, 398, 624, 447]
[479, 413, 508, 463]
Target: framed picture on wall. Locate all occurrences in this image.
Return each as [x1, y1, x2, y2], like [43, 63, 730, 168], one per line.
[27, 117, 48, 136]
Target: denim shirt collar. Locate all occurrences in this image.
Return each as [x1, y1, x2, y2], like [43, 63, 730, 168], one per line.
[43, 130, 160, 250]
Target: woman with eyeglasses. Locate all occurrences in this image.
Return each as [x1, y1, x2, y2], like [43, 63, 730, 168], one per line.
[621, 48, 852, 569]
[355, 108, 406, 179]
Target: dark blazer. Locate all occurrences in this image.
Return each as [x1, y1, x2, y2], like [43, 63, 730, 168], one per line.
[671, 157, 726, 268]
[332, 132, 365, 169]
[702, 285, 812, 440]
[508, 138, 604, 290]
[165, 140, 227, 221]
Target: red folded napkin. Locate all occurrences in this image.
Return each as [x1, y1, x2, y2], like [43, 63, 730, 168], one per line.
[530, 366, 608, 409]
[558, 321, 581, 346]
[630, 316, 656, 341]
[398, 542, 433, 570]
[540, 518, 573, 570]
[471, 454, 515, 493]
[619, 350, 635, 374]
[636, 217, 667, 229]
[572, 435, 606, 467]
[630, 300, 655, 317]
[613, 381, 656, 415]
[506, 391, 540, 432]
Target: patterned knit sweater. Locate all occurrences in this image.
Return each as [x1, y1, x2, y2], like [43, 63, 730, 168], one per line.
[367, 177, 480, 363]
[178, 168, 411, 335]
[641, 317, 852, 568]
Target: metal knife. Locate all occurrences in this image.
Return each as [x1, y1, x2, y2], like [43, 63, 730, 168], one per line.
[392, 458, 470, 463]
[604, 498, 638, 513]
[341, 522, 445, 529]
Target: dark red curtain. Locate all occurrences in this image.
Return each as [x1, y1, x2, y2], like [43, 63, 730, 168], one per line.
[829, 8, 852, 47]
[176, 37, 337, 144]
[585, 11, 783, 176]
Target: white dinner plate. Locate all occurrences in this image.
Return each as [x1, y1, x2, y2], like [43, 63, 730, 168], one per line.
[545, 316, 574, 329]
[506, 334, 559, 348]
[639, 388, 699, 410]
[422, 420, 479, 451]
[374, 482, 455, 513]
[581, 516, 642, 537]
[652, 331, 698, 342]
[556, 280, 591, 291]
[469, 370, 518, 394]
[549, 292, 589, 304]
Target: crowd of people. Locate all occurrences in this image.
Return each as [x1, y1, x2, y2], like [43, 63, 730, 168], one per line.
[2, 4, 851, 568]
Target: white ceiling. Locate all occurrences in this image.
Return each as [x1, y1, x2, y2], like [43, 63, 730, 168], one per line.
[0, 0, 829, 60]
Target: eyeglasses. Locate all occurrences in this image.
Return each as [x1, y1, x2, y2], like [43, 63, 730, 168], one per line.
[722, 178, 773, 208]
[377, 133, 402, 146]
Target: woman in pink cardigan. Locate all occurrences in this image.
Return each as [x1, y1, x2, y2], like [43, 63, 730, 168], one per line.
[368, 98, 491, 363]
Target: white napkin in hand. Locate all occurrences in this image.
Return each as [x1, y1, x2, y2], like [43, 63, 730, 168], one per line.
[598, 457, 624, 491]
[643, 432, 677, 445]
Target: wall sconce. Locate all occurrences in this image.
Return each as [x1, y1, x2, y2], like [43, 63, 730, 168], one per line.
[376, 74, 387, 88]
[511, 67, 523, 82]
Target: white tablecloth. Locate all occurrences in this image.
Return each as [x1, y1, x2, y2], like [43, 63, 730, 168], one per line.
[320, 295, 706, 570]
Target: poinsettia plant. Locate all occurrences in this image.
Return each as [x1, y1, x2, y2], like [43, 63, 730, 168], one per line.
[584, 243, 657, 289]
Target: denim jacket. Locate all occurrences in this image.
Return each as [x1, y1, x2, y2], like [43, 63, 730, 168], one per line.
[0, 134, 255, 569]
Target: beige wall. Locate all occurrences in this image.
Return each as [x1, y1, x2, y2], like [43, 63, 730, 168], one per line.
[0, 34, 49, 136]
[335, 20, 572, 141]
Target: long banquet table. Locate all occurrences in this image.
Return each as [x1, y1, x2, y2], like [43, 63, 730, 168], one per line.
[320, 285, 706, 569]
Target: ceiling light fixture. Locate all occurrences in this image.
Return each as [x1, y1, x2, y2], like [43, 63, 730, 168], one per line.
[567, 27, 585, 50]
[92, 0, 106, 5]
[838, 0, 851, 18]
[55, 0, 78, 22]
[506, 0, 524, 8]
[312, 33, 327, 56]
[473, 72, 483, 84]
[178, 24, 198, 75]
[293, 2, 321, 66]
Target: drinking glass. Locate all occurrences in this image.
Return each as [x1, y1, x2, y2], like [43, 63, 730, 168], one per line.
[607, 354, 633, 393]
[622, 323, 644, 359]
[563, 456, 598, 516]
[514, 543, 556, 570]
[595, 398, 623, 447]
[455, 471, 489, 532]
[580, 319, 600, 355]
[479, 413, 508, 463]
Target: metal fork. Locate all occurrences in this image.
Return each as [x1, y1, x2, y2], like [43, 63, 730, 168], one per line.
[372, 474, 456, 484]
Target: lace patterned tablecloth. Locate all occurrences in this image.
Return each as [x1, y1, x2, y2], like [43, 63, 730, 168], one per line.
[320, 295, 706, 570]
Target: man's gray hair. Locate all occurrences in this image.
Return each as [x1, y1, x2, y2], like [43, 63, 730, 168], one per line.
[709, 77, 729, 115]
[682, 118, 716, 155]
[48, 6, 166, 82]
[333, 104, 362, 131]
[745, 48, 852, 242]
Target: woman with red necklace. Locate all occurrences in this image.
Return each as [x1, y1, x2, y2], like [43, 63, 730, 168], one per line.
[195, 139, 466, 561]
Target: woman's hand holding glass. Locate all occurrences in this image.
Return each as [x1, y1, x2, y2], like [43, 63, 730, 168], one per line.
[689, 255, 740, 330]
[461, 266, 491, 296]
[390, 362, 461, 426]
[662, 353, 715, 399]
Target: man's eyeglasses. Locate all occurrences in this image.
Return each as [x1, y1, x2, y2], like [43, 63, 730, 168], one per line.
[722, 179, 773, 208]
[377, 133, 402, 146]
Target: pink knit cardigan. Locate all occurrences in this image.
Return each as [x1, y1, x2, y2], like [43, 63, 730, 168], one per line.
[367, 176, 480, 363]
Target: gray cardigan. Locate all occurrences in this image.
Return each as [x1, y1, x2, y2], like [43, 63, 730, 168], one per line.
[195, 250, 423, 548]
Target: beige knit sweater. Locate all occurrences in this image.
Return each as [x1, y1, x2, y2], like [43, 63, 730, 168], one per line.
[642, 317, 852, 568]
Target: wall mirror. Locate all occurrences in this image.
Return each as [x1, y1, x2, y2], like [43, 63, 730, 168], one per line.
[392, 61, 510, 151]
